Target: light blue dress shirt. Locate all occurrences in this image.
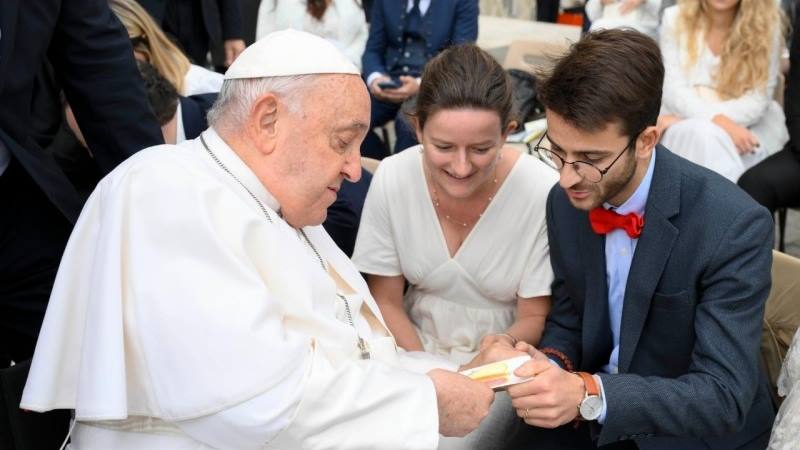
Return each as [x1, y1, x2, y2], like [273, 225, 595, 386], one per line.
[407, 0, 431, 14]
[596, 150, 656, 423]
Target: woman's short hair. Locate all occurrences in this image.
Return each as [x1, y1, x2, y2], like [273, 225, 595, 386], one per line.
[407, 44, 515, 132]
[537, 29, 664, 140]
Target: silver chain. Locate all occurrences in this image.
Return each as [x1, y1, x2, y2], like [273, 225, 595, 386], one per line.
[200, 135, 370, 359]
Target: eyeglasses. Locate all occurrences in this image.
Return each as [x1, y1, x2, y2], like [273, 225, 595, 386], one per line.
[534, 131, 639, 183]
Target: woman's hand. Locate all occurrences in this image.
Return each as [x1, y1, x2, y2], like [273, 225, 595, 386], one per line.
[713, 114, 759, 154]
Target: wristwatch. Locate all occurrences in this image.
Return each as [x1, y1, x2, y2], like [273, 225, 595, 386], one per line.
[575, 371, 603, 421]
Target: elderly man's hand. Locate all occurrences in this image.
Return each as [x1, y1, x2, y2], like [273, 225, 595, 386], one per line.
[506, 356, 585, 429]
[427, 369, 494, 437]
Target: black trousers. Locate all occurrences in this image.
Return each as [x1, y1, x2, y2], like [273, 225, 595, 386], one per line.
[738, 146, 800, 215]
[506, 419, 638, 450]
[0, 157, 72, 366]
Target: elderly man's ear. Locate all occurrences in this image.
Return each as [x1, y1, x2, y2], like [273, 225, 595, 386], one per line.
[247, 93, 280, 155]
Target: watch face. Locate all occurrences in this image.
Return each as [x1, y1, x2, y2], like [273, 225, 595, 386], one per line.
[580, 396, 603, 421]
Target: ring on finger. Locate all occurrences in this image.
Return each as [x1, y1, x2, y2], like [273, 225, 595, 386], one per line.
[523, 408, 530, 419]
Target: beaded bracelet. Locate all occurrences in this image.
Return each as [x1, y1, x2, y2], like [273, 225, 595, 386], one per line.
[539, 347, 574, 372]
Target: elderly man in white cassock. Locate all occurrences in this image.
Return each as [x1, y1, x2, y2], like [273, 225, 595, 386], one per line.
[19, 30, 511, 449]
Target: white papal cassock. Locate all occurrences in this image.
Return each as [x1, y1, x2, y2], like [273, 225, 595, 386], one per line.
[21, 128, 454, 449]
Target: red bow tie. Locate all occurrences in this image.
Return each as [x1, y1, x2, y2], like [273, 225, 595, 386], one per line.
[589, 207, 644, 238]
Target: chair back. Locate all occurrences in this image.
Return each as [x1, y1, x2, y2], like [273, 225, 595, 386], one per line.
[762, 250, 800, 407]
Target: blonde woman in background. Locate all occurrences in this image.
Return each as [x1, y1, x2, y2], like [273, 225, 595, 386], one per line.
[109, 0, 224, 95]
[255, 0, 367, 68]
[658, 0, 788, 181]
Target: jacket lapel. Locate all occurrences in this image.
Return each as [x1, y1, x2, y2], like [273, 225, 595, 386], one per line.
[579, 211, 614, 370]
[618, 147, 680, 372]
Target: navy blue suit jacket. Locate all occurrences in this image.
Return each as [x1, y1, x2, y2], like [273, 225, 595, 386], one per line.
[0, 0, 163, 223]
[542, 147, 775, 449]
[179, 93, 216, 141]
[361, 0, 478, 78]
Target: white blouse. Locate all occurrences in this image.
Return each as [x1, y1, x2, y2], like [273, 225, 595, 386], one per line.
[353, 148, 558, 364]
[256, 0, 368, 69]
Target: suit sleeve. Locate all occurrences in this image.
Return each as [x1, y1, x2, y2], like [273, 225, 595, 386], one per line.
[362, 0, 388, 77]
[596, 205, 773, 445]
[49, 0, 163, 175]
[538, 187, 584, 367]
[218, 0, 244, 40]
[451, 0, 479, 44]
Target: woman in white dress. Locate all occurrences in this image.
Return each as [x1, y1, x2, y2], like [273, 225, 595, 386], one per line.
[658, 0, 787, 181]
[585, 0, 661, 38]
[110, 0, 224, 96]
[256, 0, 368, 69]
[353, 44, 558, 449]
[769, 329, 800, 449]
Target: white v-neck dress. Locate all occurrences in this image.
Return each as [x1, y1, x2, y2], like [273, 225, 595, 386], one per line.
[353, 146, 558, 365]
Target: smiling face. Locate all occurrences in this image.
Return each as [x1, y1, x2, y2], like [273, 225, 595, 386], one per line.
[545, 110, 644, 211]
[417, 108, 509, 200]
[271, 75, 370, 227]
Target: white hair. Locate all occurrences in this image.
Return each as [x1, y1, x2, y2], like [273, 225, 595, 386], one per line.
[207, 74, 319, 135]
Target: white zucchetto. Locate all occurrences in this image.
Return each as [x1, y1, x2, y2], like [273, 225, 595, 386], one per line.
[224, 29, 360, 80]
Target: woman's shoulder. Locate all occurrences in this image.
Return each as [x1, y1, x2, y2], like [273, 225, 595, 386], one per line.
[512, 153, 559, 187]
[375, 146, 423, 176]
[367, 147, 423, 197]
[497, 153, 558, 207]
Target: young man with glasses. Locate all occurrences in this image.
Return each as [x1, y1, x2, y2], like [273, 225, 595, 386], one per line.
[505, 29, 775, 449]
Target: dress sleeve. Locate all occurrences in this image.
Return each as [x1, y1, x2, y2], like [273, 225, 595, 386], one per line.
[352, 162, 404, 276]
[342, 8, 369, 69]
[255, 0, 277, 41]
[659, 6, 718, 119]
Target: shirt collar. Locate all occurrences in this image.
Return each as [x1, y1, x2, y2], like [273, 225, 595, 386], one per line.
[175, 102, 186, 144]
[603, 149, 656, 216]
[200, 127, 281, 214]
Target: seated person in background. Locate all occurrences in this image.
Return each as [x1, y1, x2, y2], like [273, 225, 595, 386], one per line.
[657, 0, 787, 182]
[353, 44, 557, 448]
[505, 29, 775, 450]
[22, 30, 503, 449]
[738, 5, 800, 215]
[65, 61, 216, 147]
[110, 0, 224, 95]
[256, 0, 368, 69]
[585, 0, 661, 38]
[360, 0, 479, 159]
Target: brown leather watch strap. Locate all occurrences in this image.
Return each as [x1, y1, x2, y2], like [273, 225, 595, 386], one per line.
[575, 371, 599, 396]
